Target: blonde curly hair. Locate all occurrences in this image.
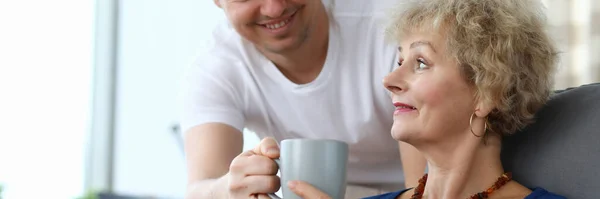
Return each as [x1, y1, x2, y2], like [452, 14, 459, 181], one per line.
[385, 0, 559, 135]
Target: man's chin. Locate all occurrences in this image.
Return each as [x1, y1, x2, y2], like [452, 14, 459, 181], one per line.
[262, 39, 302, 54]
[261, 30, 309, 53]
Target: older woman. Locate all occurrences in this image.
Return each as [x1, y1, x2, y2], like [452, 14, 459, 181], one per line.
[288, 0, 566, 198]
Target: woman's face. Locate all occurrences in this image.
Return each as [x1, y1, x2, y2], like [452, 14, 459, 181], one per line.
[383, 31, 477, 144]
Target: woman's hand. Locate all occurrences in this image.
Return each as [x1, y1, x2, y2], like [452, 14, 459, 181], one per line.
[288, 180, 332, 199]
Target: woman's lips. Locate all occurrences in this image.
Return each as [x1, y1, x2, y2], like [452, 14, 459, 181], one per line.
[393, 102, 417, 115]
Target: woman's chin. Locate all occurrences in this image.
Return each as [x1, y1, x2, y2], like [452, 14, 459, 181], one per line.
[391, 127, 413, 142]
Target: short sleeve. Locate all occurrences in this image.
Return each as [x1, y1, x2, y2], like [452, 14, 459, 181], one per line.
[178, 55, 246, 134]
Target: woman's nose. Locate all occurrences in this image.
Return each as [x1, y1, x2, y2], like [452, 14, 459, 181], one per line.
[261, 0, 287, 18]
[383, 66, 407, 94]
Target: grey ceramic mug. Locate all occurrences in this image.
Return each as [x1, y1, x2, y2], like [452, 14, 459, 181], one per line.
[268, 139, 349, 199]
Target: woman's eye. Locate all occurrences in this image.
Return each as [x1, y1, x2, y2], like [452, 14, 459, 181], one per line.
[394, 59, 403, 70]
[416, 58, 429, 70]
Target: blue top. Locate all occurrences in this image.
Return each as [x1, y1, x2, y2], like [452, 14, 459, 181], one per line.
[363, 187, 566, 199]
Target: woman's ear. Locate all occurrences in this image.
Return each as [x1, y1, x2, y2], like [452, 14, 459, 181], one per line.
[475, 97, 495, 118]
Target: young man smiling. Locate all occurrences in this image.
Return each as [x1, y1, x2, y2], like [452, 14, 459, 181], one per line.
[180, 0, 426, 198]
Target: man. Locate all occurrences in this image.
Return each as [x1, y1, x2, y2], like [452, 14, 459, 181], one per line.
[179, 0, 426, 198]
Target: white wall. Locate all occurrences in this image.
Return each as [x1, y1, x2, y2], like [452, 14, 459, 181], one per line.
[0, 0, 94, 198]
[114, 0, 259, 197]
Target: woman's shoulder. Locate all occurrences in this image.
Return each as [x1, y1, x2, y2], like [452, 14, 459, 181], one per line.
[359, 187, 565, 199]
[524, 187, 566, 199]
[361, 188, 412, 199]
[358, 187, 564, 199]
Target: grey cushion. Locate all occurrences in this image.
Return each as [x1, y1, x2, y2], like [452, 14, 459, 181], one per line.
[501, 82, 600, 199]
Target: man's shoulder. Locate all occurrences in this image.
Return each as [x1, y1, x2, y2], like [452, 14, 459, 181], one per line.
[328, 0, 397, 18]
[327, 7, 398, 75]
[192, 23, 264, 74]
[200, 22, 249, 61]
[328, 0, 397, 46]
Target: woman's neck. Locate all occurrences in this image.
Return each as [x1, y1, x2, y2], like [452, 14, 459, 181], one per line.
[420, 133, 505, 199]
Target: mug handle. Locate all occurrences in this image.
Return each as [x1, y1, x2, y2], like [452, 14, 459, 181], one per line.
[267, 159, 282, 199]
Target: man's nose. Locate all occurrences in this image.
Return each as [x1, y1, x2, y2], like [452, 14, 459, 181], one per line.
[261, 0, 287, 18]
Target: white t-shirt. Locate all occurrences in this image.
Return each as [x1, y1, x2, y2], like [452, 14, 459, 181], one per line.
[180, 1, 402, 185]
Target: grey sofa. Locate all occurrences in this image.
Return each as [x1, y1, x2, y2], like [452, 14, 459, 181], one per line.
[501, 82, 600, 199]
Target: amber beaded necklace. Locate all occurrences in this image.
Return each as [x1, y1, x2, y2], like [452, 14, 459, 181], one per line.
[410, 172, 512, 199]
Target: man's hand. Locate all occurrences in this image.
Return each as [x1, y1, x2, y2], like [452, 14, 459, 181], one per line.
[288, 181, 332, 199]
[227, 137, 282, 199]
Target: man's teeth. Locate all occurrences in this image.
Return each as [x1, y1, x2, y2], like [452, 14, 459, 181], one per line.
[265, 19, 290, 29]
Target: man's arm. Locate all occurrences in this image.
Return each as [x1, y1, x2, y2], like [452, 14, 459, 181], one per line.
[398, 141, 427, 188]
[184, 123, 243, 199]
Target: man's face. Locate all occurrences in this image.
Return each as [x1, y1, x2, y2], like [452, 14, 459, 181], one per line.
[217, 0, 321, 53]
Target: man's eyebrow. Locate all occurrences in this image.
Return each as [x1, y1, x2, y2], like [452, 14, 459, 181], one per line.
[398, 41, 436, 53]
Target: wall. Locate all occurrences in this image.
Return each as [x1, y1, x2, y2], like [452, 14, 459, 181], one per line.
[114, 0, 259, 197]
[542, 0, 600, 89]
[0, 0, 94, 198]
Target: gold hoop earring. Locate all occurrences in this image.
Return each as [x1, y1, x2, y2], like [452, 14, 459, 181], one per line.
[469, 112, 487, 137]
